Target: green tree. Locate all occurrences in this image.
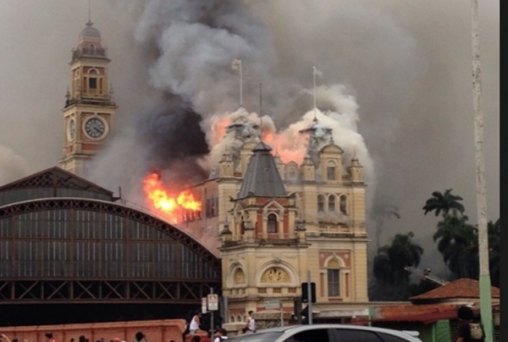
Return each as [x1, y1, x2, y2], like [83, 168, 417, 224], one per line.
[422, 188, 465, 217]
[433, 215, 479, 279]
[372, 232, 424, 300]
[423, 190, 500, 286]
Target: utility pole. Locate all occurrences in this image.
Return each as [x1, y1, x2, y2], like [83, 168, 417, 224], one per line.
[470, 1, 493, 341]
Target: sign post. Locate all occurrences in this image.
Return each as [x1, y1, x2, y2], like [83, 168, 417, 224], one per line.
[207, 288, 219, 337]
[201, 297, 207, 314]
[264, 299, 283, 327]
[307, 271, 312, 324]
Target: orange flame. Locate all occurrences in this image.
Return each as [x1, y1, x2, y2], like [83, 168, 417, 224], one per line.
[143, 173, 201, 223]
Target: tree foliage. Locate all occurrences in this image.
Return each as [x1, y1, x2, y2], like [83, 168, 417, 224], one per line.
[422, 188, 465, 217]
[423, 189, 499, 286]
[373, 232, 424, 287]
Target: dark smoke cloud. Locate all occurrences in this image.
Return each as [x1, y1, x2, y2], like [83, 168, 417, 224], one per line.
[0, 1, 498, 278]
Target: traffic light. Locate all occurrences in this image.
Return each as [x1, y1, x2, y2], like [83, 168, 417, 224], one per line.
[301, 282, 316, 303]
[293, 296, 302, 324]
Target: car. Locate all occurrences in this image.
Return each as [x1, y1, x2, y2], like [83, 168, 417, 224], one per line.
[227, 324, 422, 342]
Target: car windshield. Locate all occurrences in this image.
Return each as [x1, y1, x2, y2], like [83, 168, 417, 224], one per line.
[228, 332, 284, 342]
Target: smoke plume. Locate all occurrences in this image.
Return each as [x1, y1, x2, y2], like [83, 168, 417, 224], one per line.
[0, 1, 499, 278]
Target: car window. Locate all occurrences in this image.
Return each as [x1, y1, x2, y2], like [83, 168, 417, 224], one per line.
[333, 329, 384, 342]
[228, 332, 284, 342]
[286, 328, 332, 342]
[377, 332, 411, 342]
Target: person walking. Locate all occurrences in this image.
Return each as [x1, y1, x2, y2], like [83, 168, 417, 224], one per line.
[189, 311, 202, 335]
[132, 332, 148, 342]
[456, 306, 484, 342]
[242, 311, 256, 334]
[45, 333, 56, 342]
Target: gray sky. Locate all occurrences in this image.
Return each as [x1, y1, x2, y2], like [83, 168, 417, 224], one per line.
[0, 0, 499, 277]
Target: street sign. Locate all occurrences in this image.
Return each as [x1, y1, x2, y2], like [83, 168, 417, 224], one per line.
[207, 293, 219, 311]
[201, 297, 207, 314]
[264, 299, 281, 310]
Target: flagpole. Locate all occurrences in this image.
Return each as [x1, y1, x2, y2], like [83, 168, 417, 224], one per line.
[312, 66, 317, 110]
[232, 59, 243, 107]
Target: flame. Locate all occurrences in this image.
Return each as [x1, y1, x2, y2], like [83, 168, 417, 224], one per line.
[263, 130, 307, 165]
[143, 173, 201, 223]
[210, 115, 231, 146]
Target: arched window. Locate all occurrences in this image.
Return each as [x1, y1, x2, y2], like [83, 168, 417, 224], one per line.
[327, 258, 341, 297]
[328, 195, 336, 212]
[267, 213, 277, 233]
[317, 195, 325, 212]
[327, 161, 336, 181]
[340, 195, 347, 215]
[88, 69, 98, 90]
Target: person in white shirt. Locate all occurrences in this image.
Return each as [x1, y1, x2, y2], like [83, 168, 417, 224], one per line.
[189, 311, 201, 335]
[242, 311, 256, 334]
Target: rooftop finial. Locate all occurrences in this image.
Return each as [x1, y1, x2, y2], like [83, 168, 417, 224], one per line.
[232, 59, 243, 107]
[88, 0, 92, 24]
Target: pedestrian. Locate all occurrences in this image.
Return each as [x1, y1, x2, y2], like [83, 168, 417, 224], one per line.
[45, 333, 56, 342]
[212, 328, 227, 342]
[132, 332, 148, 342]
[189, 311, 202, 335]
[242, 311, 256, 334]
[456, 305, 484, 342]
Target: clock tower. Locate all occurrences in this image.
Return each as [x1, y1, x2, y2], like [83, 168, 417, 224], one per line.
[59, 19, 117, 176]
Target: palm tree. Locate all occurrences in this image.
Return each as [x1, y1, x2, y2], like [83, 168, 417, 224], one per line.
[423, 189, 465, 217]
[373, 232, 424, 285]
[433, 215, 478, 279]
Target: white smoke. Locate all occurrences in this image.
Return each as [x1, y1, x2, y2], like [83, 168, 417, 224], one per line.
[0, 1, 499, 278]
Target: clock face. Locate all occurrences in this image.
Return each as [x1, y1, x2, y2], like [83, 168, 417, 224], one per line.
[67, 118, 76, 141]
[84, 117, 107, 139]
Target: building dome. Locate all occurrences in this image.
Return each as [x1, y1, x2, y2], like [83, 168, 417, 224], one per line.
[73, 20, 107, 61]
[79, 20, 101, 39]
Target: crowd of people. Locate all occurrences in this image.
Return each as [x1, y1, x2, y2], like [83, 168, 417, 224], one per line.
[0, 331, 146, 342]
[0, 309, 256, 342]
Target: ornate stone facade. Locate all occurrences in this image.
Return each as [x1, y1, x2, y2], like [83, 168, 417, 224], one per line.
[59, 20, 117, 176]
[184, 121, 369, 325]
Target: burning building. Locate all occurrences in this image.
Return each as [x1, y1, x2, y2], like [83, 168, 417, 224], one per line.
[0, 6, 373, 327]
[160, 109, 370, 325]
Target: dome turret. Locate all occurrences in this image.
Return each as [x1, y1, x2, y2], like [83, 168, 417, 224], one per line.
[79, 20, 101, 39]
[72, 21, 108, 61]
